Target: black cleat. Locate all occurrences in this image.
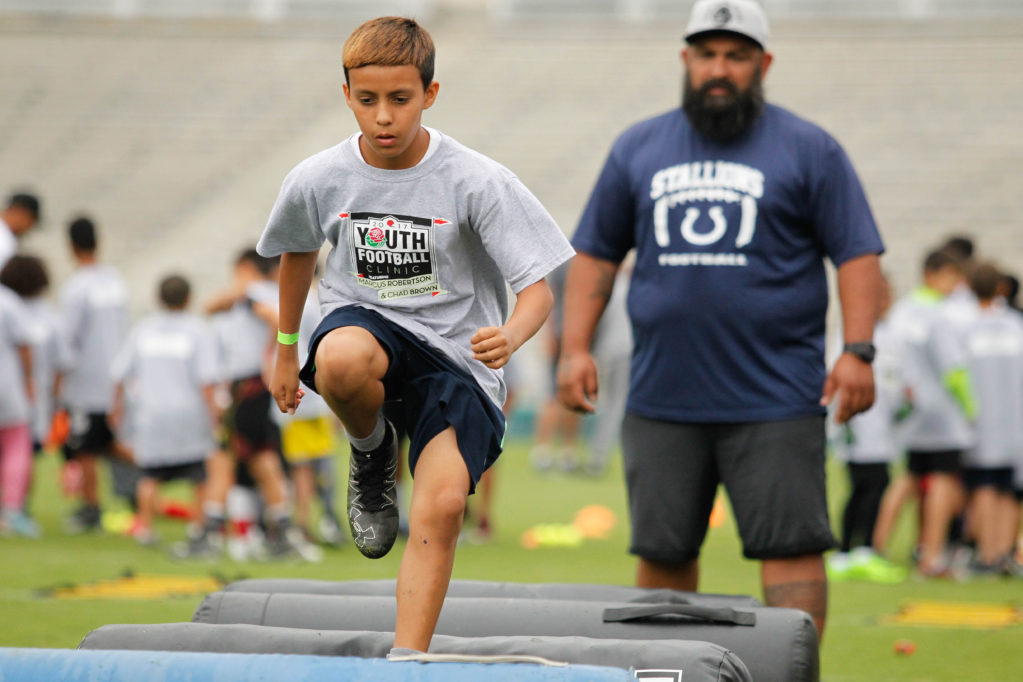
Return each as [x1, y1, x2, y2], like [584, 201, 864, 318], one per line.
[170, 528, 224, 560]
[63, 505, 102, 534]
[347, 420, 399, 559]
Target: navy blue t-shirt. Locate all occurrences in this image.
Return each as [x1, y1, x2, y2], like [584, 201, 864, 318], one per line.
[573, 104, 884, 423]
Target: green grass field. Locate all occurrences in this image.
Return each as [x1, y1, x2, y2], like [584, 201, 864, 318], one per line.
[2, 439, 1022, 680]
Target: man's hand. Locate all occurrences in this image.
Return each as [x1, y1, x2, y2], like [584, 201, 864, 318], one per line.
[557, 351, 599, 414]
[271, 346, 304, 415]
[821, 353, 875, 424]
[471, 326, 518, 370]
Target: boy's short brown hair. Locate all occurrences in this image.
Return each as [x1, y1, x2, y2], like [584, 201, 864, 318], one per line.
[159, 274, 191, 309]
[342, 16, 435, 91]
[0, 254, 48, 298]
[968, 262, 1003, 301]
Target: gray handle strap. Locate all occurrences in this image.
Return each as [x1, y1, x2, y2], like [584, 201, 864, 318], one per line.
[627, 591, 692, 605]
[602, 604, 757, 626]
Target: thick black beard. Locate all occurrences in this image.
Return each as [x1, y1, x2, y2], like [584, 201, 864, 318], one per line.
[682, 71, 765, 143]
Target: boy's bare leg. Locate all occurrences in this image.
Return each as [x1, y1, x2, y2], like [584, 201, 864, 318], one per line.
[315, 325, 396, 558]
[291, 463, 315, 530]
[248, 449, 289, 508]
[314, 327, 389, 438]
[970, 487, 999, 564]
[136, 477, 158, 530]
[918, 473, 963, 572]
[193, 481, 207, 523]
[996, 494, 1020, 560]
[204, 450, 234, 510]
[1002, 496, 1018, 560]
[636, 557, 699, 591]
[79, 454, 99, 506]
[394, 426, 470, 652]
[762, 553, 827, 641]
[872, 473, 916, 555]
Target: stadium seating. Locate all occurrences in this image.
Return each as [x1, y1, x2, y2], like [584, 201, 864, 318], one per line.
[2, 10, 1022, 314]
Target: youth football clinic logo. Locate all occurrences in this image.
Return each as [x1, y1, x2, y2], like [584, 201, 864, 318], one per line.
[649, 160, 763, 268]
[343, 212, 448, 300]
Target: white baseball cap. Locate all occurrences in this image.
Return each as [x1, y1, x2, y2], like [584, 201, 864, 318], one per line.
[685, 0, 770, 50]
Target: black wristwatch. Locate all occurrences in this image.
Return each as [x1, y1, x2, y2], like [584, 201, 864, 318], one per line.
[843, 342, 876, 364]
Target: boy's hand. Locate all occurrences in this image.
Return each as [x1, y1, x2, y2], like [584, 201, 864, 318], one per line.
[471, 326, 518, 370]
[271, 347, 305, 415]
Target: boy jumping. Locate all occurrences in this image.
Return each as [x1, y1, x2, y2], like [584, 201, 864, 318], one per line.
[257, 17, 572, 652]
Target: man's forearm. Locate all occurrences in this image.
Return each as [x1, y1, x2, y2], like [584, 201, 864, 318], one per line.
[836, 253, 882, 344]
[560, 253, 620, 355]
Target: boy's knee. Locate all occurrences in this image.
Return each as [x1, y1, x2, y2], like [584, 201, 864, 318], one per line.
[315, 330, 386, 396]
[416, 486, 468, 528]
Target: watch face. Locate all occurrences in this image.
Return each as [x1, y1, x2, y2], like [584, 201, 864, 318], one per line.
[846, 343, 875, 363]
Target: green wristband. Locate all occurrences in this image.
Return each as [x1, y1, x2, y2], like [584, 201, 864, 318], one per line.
[277, 330, 300, 345]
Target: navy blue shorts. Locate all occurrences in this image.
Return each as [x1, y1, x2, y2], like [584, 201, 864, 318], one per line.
[963, 466, 1015, 493]
[301, 305, 505, 494]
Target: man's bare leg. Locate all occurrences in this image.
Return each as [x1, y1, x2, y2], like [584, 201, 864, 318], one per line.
[762, 553, 827, 640]
[636, 557, 699, 591]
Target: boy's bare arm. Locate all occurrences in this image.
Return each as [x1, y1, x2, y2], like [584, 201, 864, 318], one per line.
[203, 282, 246, 315]
[110, 381, 125, 431]
[471, 278, 554, 370]
[557, 253, 620, 413]
[270, 250, 319, 414]
[251, 300, 280, 329]
[17, 345, 34, 402]
[201, 384, 222, 425]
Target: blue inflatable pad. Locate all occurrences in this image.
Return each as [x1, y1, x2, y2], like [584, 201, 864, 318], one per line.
[0, 648, 631, 682]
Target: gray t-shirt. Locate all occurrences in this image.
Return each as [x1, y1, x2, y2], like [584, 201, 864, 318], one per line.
[963, 305, 1023, 469]
[0, 218, 16, 271]
[257, 129, 574, 406]
[888, 289, 973, 451]
[59, 263, 128, 413]
[218, 280, 278, 382]
[22, 297, 71, 441]
[840, 318, 906, 463]
[0, 285, 31, 427]
[112, 311, 219, 466]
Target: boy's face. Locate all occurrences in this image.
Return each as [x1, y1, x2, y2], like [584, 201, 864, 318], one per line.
[924, 265, 962, 296]
[343, 65, 439, 170]
[234, 260, 261, 286]
[5, 206, 37, 236]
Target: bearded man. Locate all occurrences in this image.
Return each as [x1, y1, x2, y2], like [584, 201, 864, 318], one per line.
[557, 0, 884, 640]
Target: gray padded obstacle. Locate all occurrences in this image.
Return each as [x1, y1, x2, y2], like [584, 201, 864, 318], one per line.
[221, 578, 761, 607]
[80, 623, 752, 682]
[194, 592, 818, 682]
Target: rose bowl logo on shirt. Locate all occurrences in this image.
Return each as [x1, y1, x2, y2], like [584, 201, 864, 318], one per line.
[366, 226, 386, 248]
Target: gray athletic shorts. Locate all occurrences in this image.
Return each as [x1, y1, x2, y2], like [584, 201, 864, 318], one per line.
[622, 413, 837, 562]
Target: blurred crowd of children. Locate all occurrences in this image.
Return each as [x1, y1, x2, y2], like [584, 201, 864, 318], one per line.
[830, 236, 1023, 582]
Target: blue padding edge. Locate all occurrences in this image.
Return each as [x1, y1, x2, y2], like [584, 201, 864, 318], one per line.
[0, 648, 632, 681]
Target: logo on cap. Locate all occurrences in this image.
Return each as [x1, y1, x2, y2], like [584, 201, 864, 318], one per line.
[713, 4, 733, 25]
